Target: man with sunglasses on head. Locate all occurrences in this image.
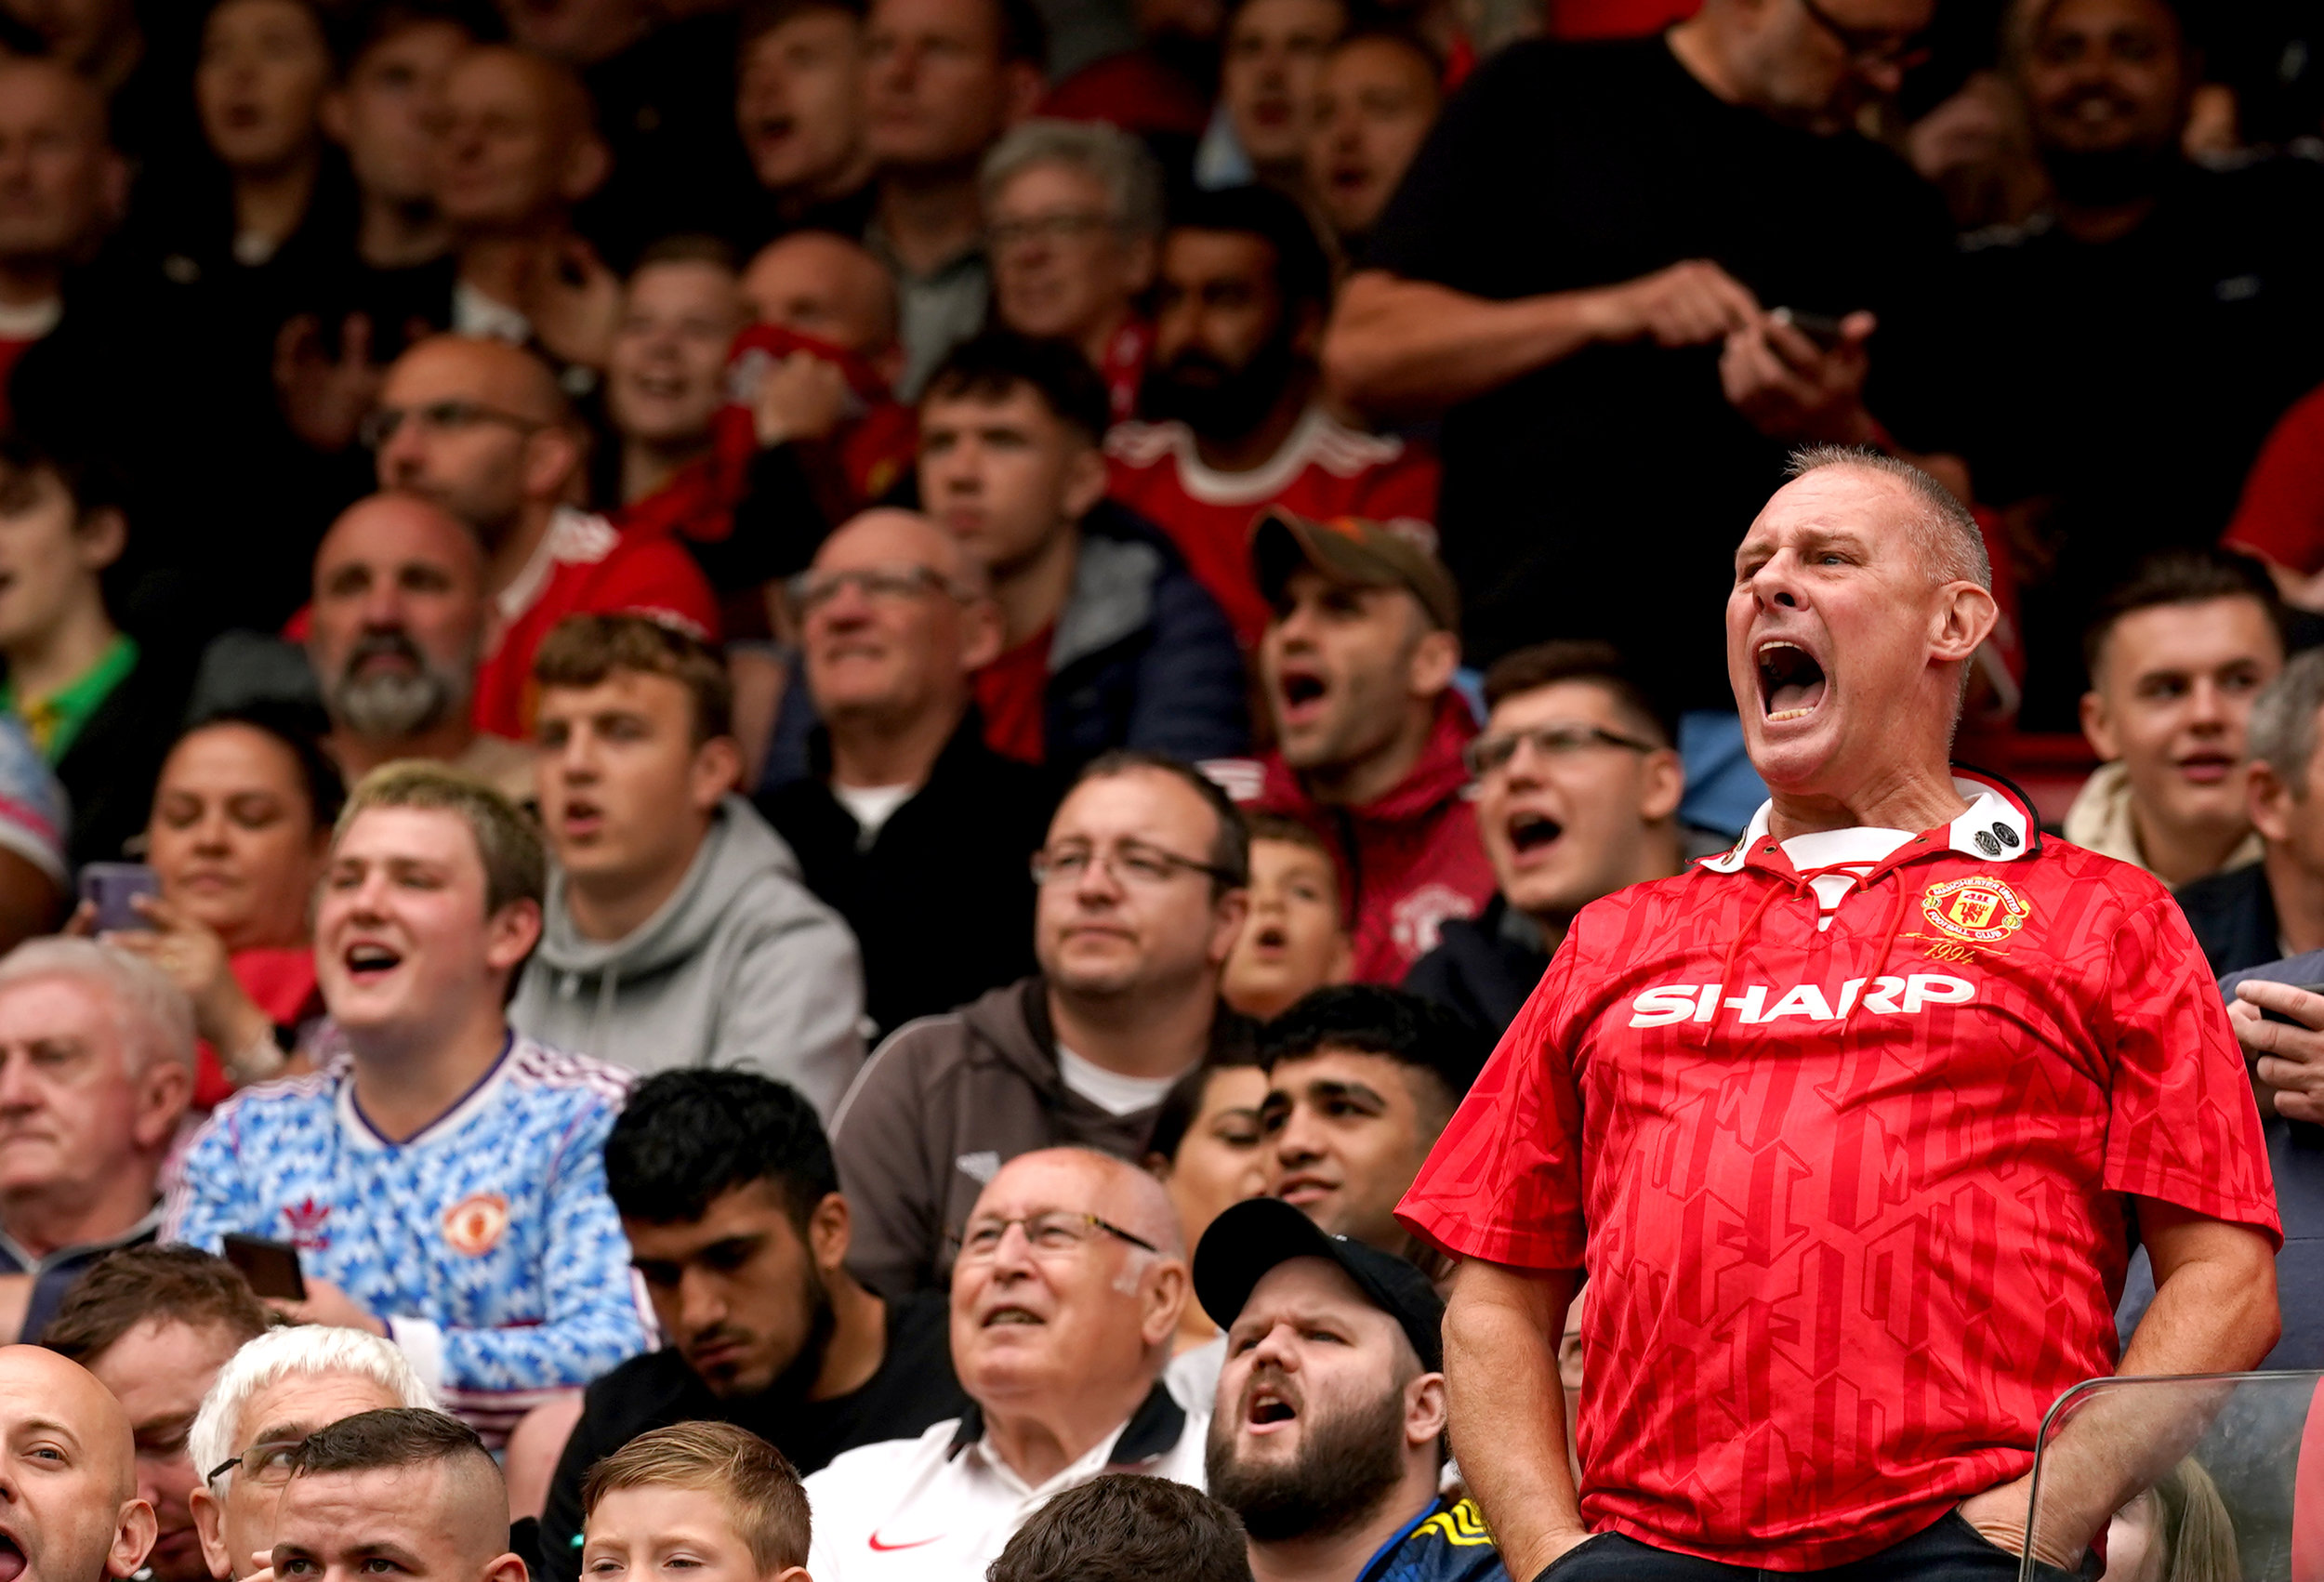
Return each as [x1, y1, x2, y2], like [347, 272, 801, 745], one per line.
[759, 508, 1059, 1041]
[368, 335, 720, 739]
[1323, 0, 1961, 746]
[831, 751, 1252, 1299]
[1216, 510, 1492, 985]
[1406, 642, 1684, 1040]
[803, 1146, 1205, 1582]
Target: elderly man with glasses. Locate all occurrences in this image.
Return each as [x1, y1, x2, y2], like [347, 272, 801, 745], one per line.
[367, 334, 720, 740]
[187, 1326, 439, 1581]
[829, 748, 1252, 1299]
[804, 1145, 1204, 1582]
[759, 508, 1060, 1041]
[1406, 640, 1685, 1039]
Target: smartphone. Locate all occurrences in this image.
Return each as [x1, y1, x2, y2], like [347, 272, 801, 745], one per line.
[1771, 307, 1849, 349]
[222, 1233, 307, 1301]
[77, 864, 159, 933]
[2256, 982, 2324, 1028]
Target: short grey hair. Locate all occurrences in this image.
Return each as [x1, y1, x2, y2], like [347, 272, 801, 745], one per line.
[188, 1325, 439, 1484]
[0, 937, 195, 1073]
[980, 120, 1166, 243]
[1787, 445, 1991, 591]
[2248, 649, 2324, 793]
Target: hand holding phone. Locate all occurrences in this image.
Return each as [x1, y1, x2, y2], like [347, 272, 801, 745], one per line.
[222, 1233, 307, 1301]
[78, 864, 160, 933]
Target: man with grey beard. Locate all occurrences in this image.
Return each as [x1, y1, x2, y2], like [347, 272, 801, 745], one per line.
[306, 494, 535, 803]
[1197, 1198, 1502, 1582]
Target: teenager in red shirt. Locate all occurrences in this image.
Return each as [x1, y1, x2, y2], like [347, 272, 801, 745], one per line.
[1400, 451, 2282, 1582]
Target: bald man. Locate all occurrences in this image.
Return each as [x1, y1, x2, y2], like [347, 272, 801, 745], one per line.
[737, 233, 910, 486]
[742, 232, 901, 375]
[307, 494, 535, 800]
[370, 335, 718, 737]
[430, 46, 610, 366]
[0, 1345, 156, 1582]
[268, 1411, 520, 1582]
[802, 1148, 1202, 1582]
[759, 508, 1051, 1037]
[0, 60, 125, 418]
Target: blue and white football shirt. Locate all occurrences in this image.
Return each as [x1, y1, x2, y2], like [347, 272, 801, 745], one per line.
[164, 1035, 651, 1440]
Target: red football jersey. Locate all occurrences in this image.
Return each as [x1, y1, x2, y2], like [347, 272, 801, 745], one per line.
[2225, 379, 2324, 575]
[1397, 772, 2280, 1571]
[1105, 410, 1441, 649]
[475, 508, 721, 740]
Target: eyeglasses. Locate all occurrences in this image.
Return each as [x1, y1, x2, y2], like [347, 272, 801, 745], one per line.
[788, 563, 975, 614]
[1029, 841, 1240, 890]
[358, 399, 548, 450]
[1795, 0, 1931, 70]
[947, 1210, 1161, 1264]
[986, 212, 1119, 249]
[205, 1436, 307, 1490]
[1462, 722, 1661, 779]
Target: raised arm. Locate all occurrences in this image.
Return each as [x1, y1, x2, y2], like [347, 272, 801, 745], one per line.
[1443, 1258, 1591, 1582]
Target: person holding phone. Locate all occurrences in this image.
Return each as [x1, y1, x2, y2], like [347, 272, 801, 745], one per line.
[90, 705, 343, 1105]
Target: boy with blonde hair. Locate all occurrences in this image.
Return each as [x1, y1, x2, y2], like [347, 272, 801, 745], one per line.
[583, 1422, 812, 1582]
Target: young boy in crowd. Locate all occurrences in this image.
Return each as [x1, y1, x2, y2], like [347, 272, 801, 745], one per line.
[582, 1422, 812, 1582]
[1221, 813, 1353, 1021]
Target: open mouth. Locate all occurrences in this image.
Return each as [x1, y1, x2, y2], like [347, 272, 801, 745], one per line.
[1249, 922, 1288, 954]
[562, 798, 603, 837]
[344, 943, 403, 981]
[0, 1531, 29, 1582]
[1756, 639, 1829, 723]
[1276, 667, 1329, 722]
[1276, 1174, 1332, 1205]
[1245, 1380, 1299, 1429]
[982, 1304, 1044, 1329]
[1507, 811, 1562, 854]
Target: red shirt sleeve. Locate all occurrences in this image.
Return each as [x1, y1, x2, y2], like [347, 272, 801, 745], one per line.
[2099, 891, 2282, 1246]
[2225, 382, 2324, 577]
[587, 536, 723, 641]
[1395, 927, 1589, 1270]
[1356, 446, 1442, 538]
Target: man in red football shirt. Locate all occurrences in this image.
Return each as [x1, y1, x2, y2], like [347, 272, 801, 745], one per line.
[1399, 448, 2283, 1582]
[371, 335, 720, 738]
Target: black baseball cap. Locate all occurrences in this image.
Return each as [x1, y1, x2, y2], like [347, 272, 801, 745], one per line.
[1193, 1197, 1444, 1373]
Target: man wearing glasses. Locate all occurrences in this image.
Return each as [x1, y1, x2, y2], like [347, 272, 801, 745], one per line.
[1323, 0, 1960, 750]
[759, 508, 1059, 1040]
[1406, 640, 1684, 1039]
[804, 1146, 1204, 1581]
[367, 335, 720, 740]
[1226, 508, 1493, 985]
[186, 1326, 437, 1582]
[831, 749, 1251, 1299]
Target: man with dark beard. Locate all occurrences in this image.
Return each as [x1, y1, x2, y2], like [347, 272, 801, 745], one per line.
[1952, 0, 2324, 725]
[535, 1071, 966, 1582]
[305, 495, 536, 804]
[1196, 1197, 1502, 1582]
[1106, 187, 1438, 650]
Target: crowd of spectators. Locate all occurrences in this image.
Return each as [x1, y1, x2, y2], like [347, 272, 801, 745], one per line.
[2, 0, 2324, 1576]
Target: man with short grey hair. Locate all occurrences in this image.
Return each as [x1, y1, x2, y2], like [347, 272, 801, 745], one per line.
[2175, 649, 2324, 977]
[0, 938, 193, 1343]
[981, 120, 1165, 420]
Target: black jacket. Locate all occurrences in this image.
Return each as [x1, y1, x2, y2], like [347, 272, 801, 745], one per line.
[2174, 862, 2283, 980]
[40, 646, 193, 871]
[759, 711, 1059, 1039]
[1403, 895, 1552, 1040]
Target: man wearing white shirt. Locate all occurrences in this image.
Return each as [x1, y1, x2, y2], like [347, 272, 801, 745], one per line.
[804, 1146, 1206, 1581]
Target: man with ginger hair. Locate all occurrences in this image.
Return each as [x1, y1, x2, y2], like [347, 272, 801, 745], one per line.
[0, 1343, 156, 1582]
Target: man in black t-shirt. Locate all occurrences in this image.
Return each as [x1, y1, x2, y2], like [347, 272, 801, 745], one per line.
[1950, 0, 2324, 726]
[535, 1071, 967, 1582]
[1323, 0, 1956, 713]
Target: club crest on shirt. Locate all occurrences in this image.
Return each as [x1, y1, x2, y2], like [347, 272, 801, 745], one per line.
[1918, 875, 2030, 956]
[442, 1193, 509, 1258]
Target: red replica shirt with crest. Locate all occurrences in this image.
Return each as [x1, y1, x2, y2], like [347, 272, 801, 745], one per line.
[1396, 772, 2279, 1571]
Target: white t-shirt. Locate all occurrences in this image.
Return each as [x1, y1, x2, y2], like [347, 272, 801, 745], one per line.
[1055, 1047, 1187, 1116]
[834, 783, 916, 847]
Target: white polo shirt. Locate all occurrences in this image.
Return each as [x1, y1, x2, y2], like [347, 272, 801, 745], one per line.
[803, 1385, 1208, 1582]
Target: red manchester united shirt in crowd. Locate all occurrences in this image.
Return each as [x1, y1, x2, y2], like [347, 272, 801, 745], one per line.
[1397, 771, 2280, 1571]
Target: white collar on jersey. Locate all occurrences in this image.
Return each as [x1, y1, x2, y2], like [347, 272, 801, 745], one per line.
[1699, 774, 2034, 876]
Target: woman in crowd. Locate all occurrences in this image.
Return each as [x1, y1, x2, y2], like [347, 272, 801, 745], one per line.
[100, 704, 342, 1106]
[1146, 1049, 1272, 1355]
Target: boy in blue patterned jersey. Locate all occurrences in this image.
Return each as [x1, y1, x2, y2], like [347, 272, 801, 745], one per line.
[1197, 1198, 1504, 1582]
[164, 762, 650, 1444]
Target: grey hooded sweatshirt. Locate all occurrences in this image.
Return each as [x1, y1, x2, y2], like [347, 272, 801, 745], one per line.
[511, 795, 865, 1115]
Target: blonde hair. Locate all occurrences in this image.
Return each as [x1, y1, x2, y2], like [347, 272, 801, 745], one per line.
[334, 761, 545, 917]
[582, 1422, 810, 1572]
